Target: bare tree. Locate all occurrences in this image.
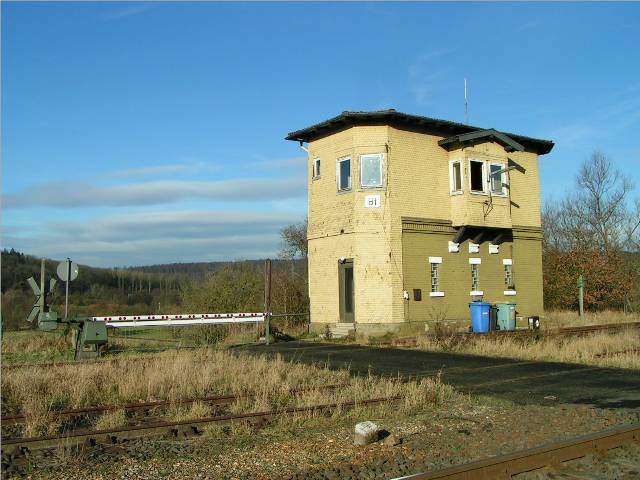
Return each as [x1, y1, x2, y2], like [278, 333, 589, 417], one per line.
[626, 198, 640, 253]
[546, 151, 634, 253]
[278, 219, 308, 259]
[571, 151, 634, 252]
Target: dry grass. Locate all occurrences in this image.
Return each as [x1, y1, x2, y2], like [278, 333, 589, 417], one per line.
[415, 328, 640, 369]
[1, 349, 460, 436]
[1, 330, 72, 363]
[543, 310, 639, 329]
[94, 409, 127, 430]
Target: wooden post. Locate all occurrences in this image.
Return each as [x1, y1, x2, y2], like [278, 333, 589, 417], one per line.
[264, 259, 272, 345]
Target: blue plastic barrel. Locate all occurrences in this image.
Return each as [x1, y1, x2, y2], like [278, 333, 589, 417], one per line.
[469, 302, 492, 333]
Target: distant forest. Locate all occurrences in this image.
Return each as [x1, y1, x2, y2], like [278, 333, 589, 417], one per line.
[1, 248, 307, 331]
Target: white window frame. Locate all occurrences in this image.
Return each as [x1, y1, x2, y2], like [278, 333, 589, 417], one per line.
[503, 258, 515, 295]
[359, 153, 384, 189]
[489, 162, 507, 196]
[470, 260, 481, 295]
[468, 159, 487, 195]
[449, 160, 464, 195]
[312, 158, 321, 180]
[428, 257, 444, 297]
[336, 156, 352, 192]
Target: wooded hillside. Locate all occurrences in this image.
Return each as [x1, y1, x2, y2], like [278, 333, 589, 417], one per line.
[1, 248, 307, 331]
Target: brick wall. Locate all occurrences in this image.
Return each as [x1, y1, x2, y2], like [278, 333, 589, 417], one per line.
[305, 123, 546, 329]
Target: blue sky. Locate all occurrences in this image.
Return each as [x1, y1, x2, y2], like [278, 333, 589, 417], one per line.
[3, 2, 639, 267]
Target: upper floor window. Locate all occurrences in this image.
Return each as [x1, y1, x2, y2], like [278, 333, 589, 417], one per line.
[449, 160, 463, 194]
[489, 163, 507, 195]
[469, 160, 486, 193]
[360, 154, 383, 188]
[337, 157, 351, 192]
[312, 158, 321, 179]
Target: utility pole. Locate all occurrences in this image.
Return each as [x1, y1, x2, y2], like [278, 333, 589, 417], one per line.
[464, 78, 469, 125]
[65, 258, 71, 319]
[577, 274, 584, 321]
[40, 259, 46, 306]
[264, 259, 272, 345]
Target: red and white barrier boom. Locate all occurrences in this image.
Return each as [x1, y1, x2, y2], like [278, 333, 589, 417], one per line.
[93, 313, 265, 328]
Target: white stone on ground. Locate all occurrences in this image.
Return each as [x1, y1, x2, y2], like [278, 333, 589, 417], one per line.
[354, 421, 379, 445]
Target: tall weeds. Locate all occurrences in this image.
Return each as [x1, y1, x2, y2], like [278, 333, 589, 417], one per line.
[415, 329, 640, 369]
[2, 350, 459, 436]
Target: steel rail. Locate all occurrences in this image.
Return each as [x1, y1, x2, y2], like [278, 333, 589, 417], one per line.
[2, 396, 402, 453]
[1, 357, 130, 370]
[403, 422, 640, 480]
[1, 383, 349, 426]
[0, 354, 174, 370]
[1, 346, 225, 370]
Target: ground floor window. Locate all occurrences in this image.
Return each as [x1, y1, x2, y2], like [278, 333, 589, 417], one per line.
[471, 264, 479, 291]
[431, 263, 439, 292]
[504, 259, 514, 289]
[428, 256, 444, 296]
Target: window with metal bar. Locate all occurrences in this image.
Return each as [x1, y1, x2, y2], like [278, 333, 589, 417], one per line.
[504, 264, 514, 289]
[431, 263, 439, 293]
[471, 264, 479, 291]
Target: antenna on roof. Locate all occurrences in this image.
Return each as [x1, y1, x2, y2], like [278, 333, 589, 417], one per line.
[464, 78, 469, 125]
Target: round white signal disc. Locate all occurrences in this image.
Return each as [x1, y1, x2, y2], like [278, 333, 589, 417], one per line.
[57, 261, 79, 281]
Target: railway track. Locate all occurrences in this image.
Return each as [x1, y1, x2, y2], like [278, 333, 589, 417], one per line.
[0, 383, 348, 426]
[406, 422, 640, 479]
[3, 322, 637, 370]
[370, 321, 640, 348]
[1, 395, 401, 456]
[0, 346, 216, 370]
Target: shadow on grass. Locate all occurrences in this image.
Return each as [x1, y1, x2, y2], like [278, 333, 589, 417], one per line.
[242, 341, 640, 410]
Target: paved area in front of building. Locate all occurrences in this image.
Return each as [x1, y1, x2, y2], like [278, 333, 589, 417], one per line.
[243, 341, 640, 410]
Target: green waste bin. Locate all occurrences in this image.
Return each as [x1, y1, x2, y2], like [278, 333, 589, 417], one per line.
[495, 302, 516, 331]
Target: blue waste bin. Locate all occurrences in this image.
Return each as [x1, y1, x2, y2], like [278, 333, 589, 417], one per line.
[469, 302, 492, 333]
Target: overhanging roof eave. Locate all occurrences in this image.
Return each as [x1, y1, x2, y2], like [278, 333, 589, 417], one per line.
[286, 111, 554, 155]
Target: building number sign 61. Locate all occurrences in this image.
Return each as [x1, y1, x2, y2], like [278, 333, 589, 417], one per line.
[364, 195, 381, 208]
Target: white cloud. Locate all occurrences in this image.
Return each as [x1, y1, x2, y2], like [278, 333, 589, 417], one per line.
[112, 162, 208, 178]
[3, 176, 306, 209]
[4, 210, 304, 267]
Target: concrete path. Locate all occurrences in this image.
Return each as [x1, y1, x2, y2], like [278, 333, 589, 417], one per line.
[243, 341, 640, 410]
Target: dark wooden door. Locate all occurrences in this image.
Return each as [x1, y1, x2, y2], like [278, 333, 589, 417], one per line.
[339, 260, 354, 322]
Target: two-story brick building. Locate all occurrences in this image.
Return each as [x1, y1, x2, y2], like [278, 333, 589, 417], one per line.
[286, 110, 553, 336]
